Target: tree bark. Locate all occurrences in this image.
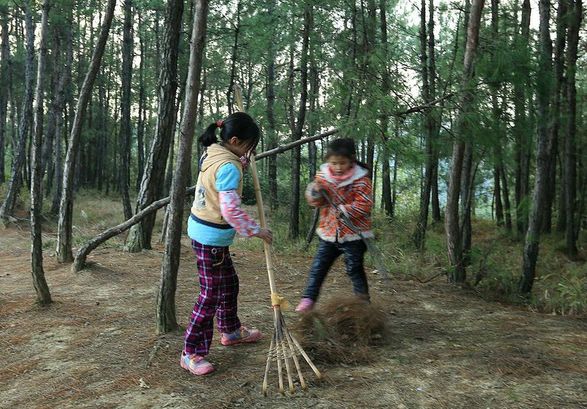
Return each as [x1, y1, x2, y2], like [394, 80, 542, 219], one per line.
[428, 0, 441, 223]
[379, 0, 393, 218]
[288, 3, 312, 240]
[157, 0, 209, 334]
[50, 15, 73, 216]
[41, 28, 60, 194]
[125, 0, 183, 252]
[564, 0, 582, 258]
[136, 10, 146, 191]
[0, 6, 10, 185]
[514, 0, 532, 235]
[445, 0, 484, 283]
[56, 0, 116, 263]
[118, 0, 133, 221]
[0, 3, 35, 220]
[500, 162, 513, 230]
[543, 0, 568, 233]
[520, 0, 555, 294]
[266, 0, 278, 210]
[226, 0, 241, 114]
[30, 0, 52, 305]
[413, 0, 433, 249]
[460, 142, 474, 266]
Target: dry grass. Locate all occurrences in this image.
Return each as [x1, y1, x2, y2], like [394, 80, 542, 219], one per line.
[293, 297, 389, 364]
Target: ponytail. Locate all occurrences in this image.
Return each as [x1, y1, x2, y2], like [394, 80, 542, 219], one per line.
[198, 122, 220, 147]
[199, 112, 260, 151]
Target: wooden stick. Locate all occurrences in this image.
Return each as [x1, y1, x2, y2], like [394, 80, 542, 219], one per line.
[290, 332, 322, 379]
[281, 314, 307, 390]
[72, 186, 196, 272]
[275, 313, 284, 394]
[279, 319, 295, 394]
[263, 333, 275, 396]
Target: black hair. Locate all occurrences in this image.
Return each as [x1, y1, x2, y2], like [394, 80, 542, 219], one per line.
[325, 138, 371, 176]
[198, 112, 261, 152]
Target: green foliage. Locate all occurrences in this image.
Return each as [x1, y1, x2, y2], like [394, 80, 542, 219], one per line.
[533, 264, 587, 315]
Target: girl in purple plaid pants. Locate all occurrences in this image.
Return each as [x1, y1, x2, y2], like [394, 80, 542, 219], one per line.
[181, 112, 273, 376]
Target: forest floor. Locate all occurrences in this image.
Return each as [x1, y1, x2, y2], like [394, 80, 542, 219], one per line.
[1, 210, 587, 409]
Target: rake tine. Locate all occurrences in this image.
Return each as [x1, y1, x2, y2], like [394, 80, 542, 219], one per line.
[263, 333, 275, 396]
[281, 315, 307, 390]
[289, 332, 323, 379]
[281, 336, 295, 394]
[277, 314, 295, 394]
[275, 312, 285, 394]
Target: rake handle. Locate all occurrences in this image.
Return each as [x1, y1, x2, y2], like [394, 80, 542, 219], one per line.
[233, 84, 278, 297]
[249, 157, 278, 296]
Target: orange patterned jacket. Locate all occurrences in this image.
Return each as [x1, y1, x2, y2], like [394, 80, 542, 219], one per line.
[305, 163, 373, 243]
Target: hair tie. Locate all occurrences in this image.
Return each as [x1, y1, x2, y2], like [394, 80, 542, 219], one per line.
[216, 119, 224, 128]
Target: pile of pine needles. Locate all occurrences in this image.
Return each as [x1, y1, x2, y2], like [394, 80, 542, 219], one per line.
[293, 297, 389, 364]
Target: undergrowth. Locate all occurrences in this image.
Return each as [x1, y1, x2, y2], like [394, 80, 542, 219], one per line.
[8, 188, 585, 315]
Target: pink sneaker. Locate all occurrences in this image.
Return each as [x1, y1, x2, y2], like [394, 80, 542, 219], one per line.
[220, 326, 262, 346]
[295, 298, 315, 313]
[180, 352, 215, 376]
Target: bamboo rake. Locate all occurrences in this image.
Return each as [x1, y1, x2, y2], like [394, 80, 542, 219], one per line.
[233, 85, 321, 395]
[250, 156, 322, 395]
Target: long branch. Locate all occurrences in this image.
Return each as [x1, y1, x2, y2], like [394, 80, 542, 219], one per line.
[72, 186, 196, 272]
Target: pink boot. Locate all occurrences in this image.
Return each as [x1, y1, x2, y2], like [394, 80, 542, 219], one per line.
[295, 298, 315, 313]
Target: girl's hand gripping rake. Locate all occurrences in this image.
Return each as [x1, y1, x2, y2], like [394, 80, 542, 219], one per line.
[233, 85, 322, 395]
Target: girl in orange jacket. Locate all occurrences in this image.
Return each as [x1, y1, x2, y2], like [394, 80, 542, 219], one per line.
[295, 138, 373, 312]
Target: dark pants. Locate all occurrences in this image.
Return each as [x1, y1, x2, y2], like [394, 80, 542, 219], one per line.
[303, 239, 369, 302]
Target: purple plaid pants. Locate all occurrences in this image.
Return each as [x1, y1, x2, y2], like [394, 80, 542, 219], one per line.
[184, 240, 241, 356]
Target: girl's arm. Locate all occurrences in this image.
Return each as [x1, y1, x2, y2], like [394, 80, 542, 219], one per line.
[215, 163, 261, 237]
[339, 177, 373, 219]
[219, 190, 261, 237]
[305, 181, 327, 207]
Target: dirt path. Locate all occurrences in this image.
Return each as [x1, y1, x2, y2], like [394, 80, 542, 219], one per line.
[1, 227, 586, 409]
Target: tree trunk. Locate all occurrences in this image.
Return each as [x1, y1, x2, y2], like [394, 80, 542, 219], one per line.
[543, 0, 568, 234]
[460, 142, 474, 266]
[125, 0, 183, 252]
[136, 10, 146, 191]
[0, 6, 10, 184]
[0, 3, 35, 220]
[30, 0, 52, 305]
[494, 166, 504, 225]
[564, 0, 582, 258]
[413, 0, 433, 250]
[500, 162, 513, 230]
[514, 0, 532, 235]
[428, 0, 442, 223]
[288, 3, 312, 240]
[56, 0, 116, 262]
[226, 0, 241, 114]
[41, 30, 59, 193]
[157, 0, 209, 334]
[119, 0, 133, 221]
[445, 0, 484, 283]
[50, 16, 73, 216]
[379, 0, 393, 218]
[520, 0, 555, 294]
[266, 0, 278, 210]
[308, 54, 319, 180]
